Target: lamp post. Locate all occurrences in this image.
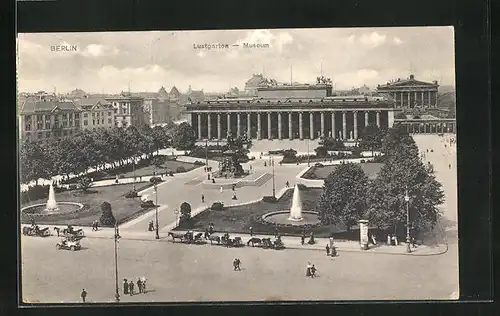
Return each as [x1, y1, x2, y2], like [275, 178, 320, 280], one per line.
[307, 138, 310, 167]
[132, 158, 136, 191]
[154, 182, 159, 239]
[271, 156, 276, 198]
[174, 208, 179, 227]
[404, 189, 411, 253]
[113, 223, 120, 302]
[205, 139, 209, 170]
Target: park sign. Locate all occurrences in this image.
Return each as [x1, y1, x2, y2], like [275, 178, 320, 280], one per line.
[358, 219, 369, 250]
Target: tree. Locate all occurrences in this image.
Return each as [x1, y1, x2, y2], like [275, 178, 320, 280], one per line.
[381, 125, 409, 156]
[99, 201, 116, 226]
[395, 112, 407, 119]
[314, 146, 328, 157]
[365, 135, 444, 234]
[77, 176, 93, 192]
[281, 148, 298, 163]
[319, 137, 345, 150]
[179, 202, 192, 223]
[316, 163, 369, 230]
[19, 139, 52, 184]
[358, 124, 385, 156]
[151, 155, 166, 170]
[172, 122, 197, 150]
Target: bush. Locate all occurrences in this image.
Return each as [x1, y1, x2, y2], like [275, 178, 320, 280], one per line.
[180, 202, 192, 223]
[262, 196, 278, 203]
[118, 174, 125, 179]
[99, 201, 116, 227]
[314, 163, 324, 167]
[78, 176, 93, 192]
[211, 202, 224, 211]
[314, 146, 328, 158]
[149, 176, 163, 184]
[141, 200, 156, 209]
[20, 185, 49, 204]
[124, 190, 138, 198]
[193, 160, 205, 166]
[360, 159, 366, 163]
[176, 166, 187, 173]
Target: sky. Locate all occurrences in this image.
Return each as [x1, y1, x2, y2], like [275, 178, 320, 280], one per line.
[17, 27, 455, 94]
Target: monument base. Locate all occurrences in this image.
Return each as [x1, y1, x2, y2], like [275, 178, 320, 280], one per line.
[360, 243, 369, 250]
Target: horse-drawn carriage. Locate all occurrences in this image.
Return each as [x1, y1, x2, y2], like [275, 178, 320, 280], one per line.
[261, 237, 285, 250]
[56, 235, 84, 251]
[53, 226, 85, 238]
[220, 234, 244, 248]
[22, 225, 51, 237]
[167, 231, 206, 245]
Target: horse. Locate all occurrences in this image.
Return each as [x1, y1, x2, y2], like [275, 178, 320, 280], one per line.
[247, 237, 262, 247]
[168, 232, 185, 242]
[261, 238, 273, 248]
[206, 235, 221, 245]
[194, 232, 203, 240]
[53, 227, 67, 236]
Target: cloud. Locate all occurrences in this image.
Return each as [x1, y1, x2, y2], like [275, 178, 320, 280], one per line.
[81, 44, 119, 57]
[359, 32, 386, 48]
[393, 37, 403, 45]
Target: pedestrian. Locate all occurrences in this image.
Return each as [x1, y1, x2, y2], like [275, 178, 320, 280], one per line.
[212, 178, 216, 183]
[250, 165, 252, 171]
[208, 174, 211, 180]
[232, 192, 237, 200]
[387, 234, 391, 245]
[371, 234, 377, 245]
[129, 281, 134, 296]
[264, 161, 267, 167]
[449, 164, 451, 169]
[201, 194, 205, 203]
[137, 278, 143, 294]
[148, 220, 154, 231]
[139, 175, 142, 181]
[249, 226, 253, 236]
[326, 244, 330, 256]
[220, 186, 223, 193]
[140, 277, 147, 293]
[301, 234, 305, 245]
[310, 265, 317, 278]
[232, 184, 236, 191]
[95, 220, 99, 231]
[285, 181, 289, 188]
[123, 279, 129, 295]
[274, 226, 279, 238]
[81, 289, 87, 303]
[306, 261, 312, 276]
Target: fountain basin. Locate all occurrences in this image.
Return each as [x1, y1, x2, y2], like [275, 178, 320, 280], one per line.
[21, 202, 85, 217]
[261, 210, 320, 226]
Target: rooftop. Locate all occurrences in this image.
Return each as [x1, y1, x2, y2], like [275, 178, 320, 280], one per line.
[21, 99, 81, 114]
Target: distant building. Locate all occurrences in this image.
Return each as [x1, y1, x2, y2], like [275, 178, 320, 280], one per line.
[244, 74, 269, 96]
[19, 97, 82, 140]
[75, 97, 115, 130]
[169, 86, 181, 101]
[105, 92, 147, 128]
[69, 88, 87, 99]
[376, 74, 439, 108]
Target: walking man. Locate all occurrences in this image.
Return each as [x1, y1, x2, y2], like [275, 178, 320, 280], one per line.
[310, 265, 317, 278]
[123, 279, 129, 295]
[249, 226, 253, 236]
[129, 281, 134, 296]
[137, 278, 143, 294]
[326, 244, 330, 256]
[220, 186, 223, 193]
[81, 289, 87, 303]
[301, 233, 305, 245]
[201, 194, 205, 203]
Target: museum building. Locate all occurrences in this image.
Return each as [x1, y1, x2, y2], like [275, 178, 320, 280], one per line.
[185, 82, 396, 141]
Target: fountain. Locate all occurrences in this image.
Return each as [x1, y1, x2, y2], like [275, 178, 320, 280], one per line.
[260, 184, 320, 226]
[44, 182, 59, 213]
[288, 184, 304, 221]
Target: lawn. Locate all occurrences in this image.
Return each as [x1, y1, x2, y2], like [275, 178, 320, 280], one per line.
[117, 160, 200, 178]
[302, 163, 384, 180]
[20, 183, 154, 227]
[176, 187, 365, 239]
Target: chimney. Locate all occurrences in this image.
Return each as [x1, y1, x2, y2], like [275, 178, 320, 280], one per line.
[409, 74, 415, 80]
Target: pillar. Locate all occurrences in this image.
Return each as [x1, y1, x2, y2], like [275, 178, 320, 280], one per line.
[278, 112, 282, 140]
[353, 111, 358, 140]
[289, 112, 293, 140]
[207, 113, 211, 139]
[309, 112, 314, 139]
[237, 113, 241, 137]
[407, 91, 411, 108]
[257, 113, 261, 140]
[388, 110, 395, 128]
[247, 113, 251, 138]
[299, 112, 303, 140]
[197, 113, 202, 139]
[342, 111, 347, 140]
[217, 113, 221, 140]
[267, 112, 272, 140]
[428, 91, 432, 107]
[320, 112, 325, 137]
[227, 113, 231, 136]
[376, 111, 380, 128]
[364, 111, 369, 126]
[331, 111, 335, 138]
[421, 91, 425, 107]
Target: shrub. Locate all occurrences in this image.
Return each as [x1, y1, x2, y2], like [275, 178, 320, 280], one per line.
[314, 146, 328, 158]
[99, 201, 116, 227]
[193, 160, 205, 166]
[180, 201, 192, 223]
[78, 176, 93, 192]
[176, 166, 187, 173]
[124, 190, 138, 198]
[20, 185, 49, 204]
[314, 162, 324, 167]
[360, 159, 366, 163]
[149, 176, 163, 184]
[169, 171, 174, 176]
[141, 200, 156, 209]
[262, 196, 278, 203]
[118, 174, 125, 179]
[211, 202, 224, 211]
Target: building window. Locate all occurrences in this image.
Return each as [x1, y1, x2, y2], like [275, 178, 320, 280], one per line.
[97, 112, 100, 117]
[63, 130, 67, 136]
[37, 114, 43, 122]
[24, 121, 31, 131]
[37, 132, 42, 139]
[75, 113, 79, 119]
[84, 120, 88, 126]
[108, 111, 112, 116]
[92, 112, 95, 117]
[114, 109, 117, 114]
[92, 119, 96, 125]
[46, 131, 51, 138]
[45, 121, 51, 130]
[83, 113, 88, 118]
[37, 121, 42, 130]
[101, 119, 104, 124]
[108, 118, 112, 124]
[75, 119, 80, 127]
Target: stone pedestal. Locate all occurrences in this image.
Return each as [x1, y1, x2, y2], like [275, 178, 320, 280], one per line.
[358, 219, 369, 250]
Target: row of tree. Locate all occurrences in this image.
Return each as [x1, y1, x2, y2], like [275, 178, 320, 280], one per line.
[20, 122, 197, 184]
[317, 125, 444, 234]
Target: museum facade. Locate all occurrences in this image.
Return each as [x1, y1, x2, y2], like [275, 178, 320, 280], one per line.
[185, 83, 396, 141]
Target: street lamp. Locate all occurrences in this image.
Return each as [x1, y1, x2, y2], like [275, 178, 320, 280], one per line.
[205, 139, 208, 169]
[154, 182, 159, 239]
[307, 138, 310, 167]
[404, 189, 411, 253]
[113, 223, 120, 302]
[271, 156, 276, 198]
[132, 158, 136, 191]
[174, 208, 179, 227]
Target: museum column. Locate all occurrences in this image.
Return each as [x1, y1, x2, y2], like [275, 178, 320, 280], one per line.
[331, 111, 335, 138]
[320, 112, 325, 137]
[289, 112, 293, 140]
[309, 112, 314, 139]
[237, 113, 241, 137]
[299, 112, 303, 140]
[353, 111, 358, 140]
[407, 91, 411, 107]
[365, 111, 369, 127]
[388, 110, 395, 128]
[197, 113, 202, 139]
[257, 113, 262, 140]
[207, 113, 211, 139]
[227, 113, 231, 137]
[342, 111, 347, 140]
[267, 112, 272, 140]
[247, 113, 251, 138]
[278, 112, 282, 140]
[217, 113, 221, 140]
[376, 111, 380, 128]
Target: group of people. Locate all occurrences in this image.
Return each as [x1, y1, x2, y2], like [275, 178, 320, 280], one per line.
[301, 232, 316, 245]
[123, 277, 147, 296]
[306, 262, 317, 278]
[91, 220, 99, 231]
